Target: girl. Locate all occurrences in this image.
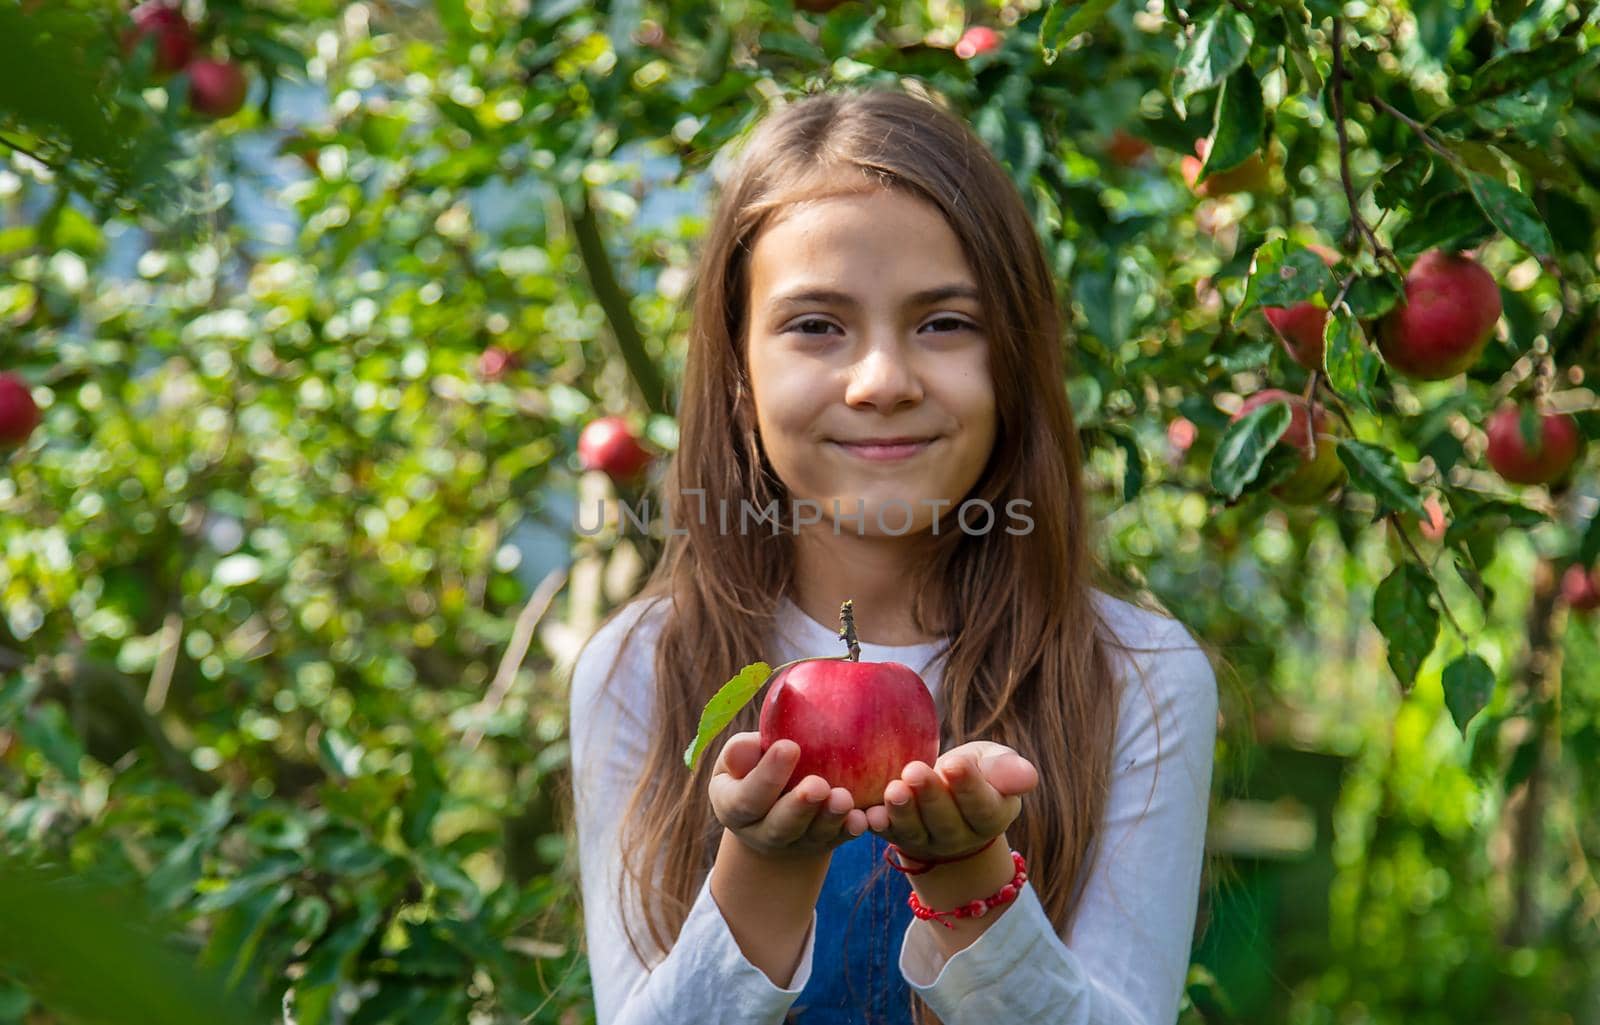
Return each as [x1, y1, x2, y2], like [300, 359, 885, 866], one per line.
[567, 83, 1218, 1025]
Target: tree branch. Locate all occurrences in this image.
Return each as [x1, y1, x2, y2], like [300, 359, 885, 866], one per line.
[461, 564, 570, 753]
[569, 182, 671, 418]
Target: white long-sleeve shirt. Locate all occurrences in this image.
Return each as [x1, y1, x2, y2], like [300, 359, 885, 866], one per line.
[567, 590, 1218, 1025]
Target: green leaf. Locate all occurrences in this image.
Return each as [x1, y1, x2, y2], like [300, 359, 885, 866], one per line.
[1373, 151, 1435, 212]
[818, 5, 885, 61]
[1100, 427, 1144, 504]
[1373, 563, 1439, 690]
[1201, 66, 1265, 180]
[1337, 439, 1424, 516]
[1066, 375, 1103, 426]
[1581, 513, 1600, 566]
[1238, 239, 1337, 317]
[0, 858, 273, 1025]
[1442, 654, 1495, 735]
[1393, 191, 1495, 260]
[1040, 0, 1119, 64]
[683, 661, 774, 771]
[1463, 36, 1587, 103]
[1323, 314, 1379, 411]
[1342, 272, 1404, 320]
[1443, 497, 1548, 546]
[1210, 402, 1292, 501]
[17, 704, 84, 782]
[1468, 174, 1555, 258]
[1172, 9, 1254, 118]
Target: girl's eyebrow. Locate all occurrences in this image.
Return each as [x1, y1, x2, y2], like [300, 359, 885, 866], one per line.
[769, 283, 980, 311]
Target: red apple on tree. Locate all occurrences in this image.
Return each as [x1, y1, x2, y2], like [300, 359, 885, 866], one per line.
[122, 3, 196, 76]
[1376, 249, 1502, 381]
[0, 373, 40, 449]
[1562, 563, 1600, 613]
[759, 600, 940, 809]
[477, 345, 519, 381]
[1263, 244, 1340, 370]
[187, 59, 249, 119]
[1105, 129, 1153, 168]
[1418, 494, 1448, 543]
[954, 26, 1001, 59]
[1484, 404, 1582, 486]
[1231, 389, 1346, 504]
[578, 415, 653, 483]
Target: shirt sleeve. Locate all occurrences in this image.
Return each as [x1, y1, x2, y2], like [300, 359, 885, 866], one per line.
[567, 599, 821, 1025]
[897, 613, 1219, 1025]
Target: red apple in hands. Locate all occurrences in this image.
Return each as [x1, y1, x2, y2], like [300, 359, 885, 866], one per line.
[759, 656, 940, 810]
[1377, 250, 1502, 381]
[1231, 389, 1346, 504]
[187, 59, 249, 119]
[1562, 563, 1600, 613]
[123, 3, 196, 76]
[955, 26, 1001, 59]
[1485, 404, 1582, 486]
[577, 415, 653, 482]
[0, 373, 40, 449]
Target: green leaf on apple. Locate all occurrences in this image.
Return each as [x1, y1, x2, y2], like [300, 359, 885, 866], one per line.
[1336, 439, 1424, 517]
[1210, 401, 1292, 501]
[1442, 653, 1495, 736]
[1171, 8, 1254, 118]
[1373, 563, 1439, 691]
[1323, 314, 1379, 411]
[1237, 239, 1336, 318]
[1467, 174, 1554, 259]
[1341, 273, 1404, 321]
[682, 661, 774, 772]
[1393, 191, 1494, 260]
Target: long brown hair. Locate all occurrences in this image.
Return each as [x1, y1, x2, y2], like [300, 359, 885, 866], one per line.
[572, 82, 1200, 1024]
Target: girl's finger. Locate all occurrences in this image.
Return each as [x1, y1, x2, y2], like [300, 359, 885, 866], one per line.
[908, 758, 972, 843]
[939, 751, 1012, 836]
[802, 786, 862, 846]
[711, 740, 802, 828]
[881, 762, 933, 849]
[713, 732, 763, 780]
[979, 749, 1041, 797]
[759, 773, 832, 844]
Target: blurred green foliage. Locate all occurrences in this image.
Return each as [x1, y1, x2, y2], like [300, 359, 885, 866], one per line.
[2, 1, 1600, 1023]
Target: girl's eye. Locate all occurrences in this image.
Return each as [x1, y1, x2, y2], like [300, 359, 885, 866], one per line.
[793, 318, 837, 336]
[787, 317, 975, 335]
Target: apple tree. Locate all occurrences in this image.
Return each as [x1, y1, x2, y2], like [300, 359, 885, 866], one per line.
[3, 1, 1600, 1023]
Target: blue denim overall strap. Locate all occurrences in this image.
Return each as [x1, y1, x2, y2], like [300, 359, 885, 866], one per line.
[787, 831, 917, 1025]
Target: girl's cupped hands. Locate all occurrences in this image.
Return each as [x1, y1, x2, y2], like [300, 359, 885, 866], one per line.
[864, 741, 1040, 864]
[709, 731, 868, 859]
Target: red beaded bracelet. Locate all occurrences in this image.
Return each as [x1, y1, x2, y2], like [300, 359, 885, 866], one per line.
[907, 850, 1029, 929]
[883, 836, 999, 876]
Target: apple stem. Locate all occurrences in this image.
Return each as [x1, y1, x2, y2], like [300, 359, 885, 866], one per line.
[838, 599, 860, 662]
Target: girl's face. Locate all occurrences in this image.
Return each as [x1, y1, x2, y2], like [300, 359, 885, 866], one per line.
[743, 187, 996, 538]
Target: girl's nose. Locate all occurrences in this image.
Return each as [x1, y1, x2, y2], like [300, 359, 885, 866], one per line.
[844, 342, 924, 412]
